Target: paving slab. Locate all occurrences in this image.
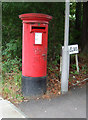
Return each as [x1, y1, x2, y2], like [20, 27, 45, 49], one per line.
[0, 96, 27, 119]
[18, 85, 86, 118]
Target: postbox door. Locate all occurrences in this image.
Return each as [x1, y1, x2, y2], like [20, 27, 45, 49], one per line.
[22, 23, 48, 77]
[31, 24, 48, 77]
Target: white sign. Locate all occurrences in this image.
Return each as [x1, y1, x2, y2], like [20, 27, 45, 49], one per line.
[62, 44, 79, 54]
[35, 33, 42, 44]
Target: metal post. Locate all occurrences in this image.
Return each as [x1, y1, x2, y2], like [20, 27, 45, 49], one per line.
[68, 53, 70, 79]
[61, 0, 70, 94]
[75, 54, 79, 72]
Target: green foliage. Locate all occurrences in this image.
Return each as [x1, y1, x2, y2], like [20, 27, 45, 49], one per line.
[2, 57, 21, 73]
[71, 64, 76, 70]
[82, 65, 87, 70]
[13, 71, 22, 87]
[82, 65, 88, 74]
[2, 71, 23, 103]
[70, 71, 74, 74]
[70, 71, 79, 75]
[74, 71, 79, 75]
[2, 39, 22, 73]
[47, 64, 54, 72]
[2, 2, 65, 63]
[52, 60, 58, 66]
[2, 2, 84, 64]
[4, 87, 10, 93]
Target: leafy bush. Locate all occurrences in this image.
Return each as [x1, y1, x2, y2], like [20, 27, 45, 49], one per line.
[71, 64, 76, 70]
[2, 39, 22, 74]
[2, 57, 21, 73]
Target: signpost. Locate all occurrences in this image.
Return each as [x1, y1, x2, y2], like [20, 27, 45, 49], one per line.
[61, 44, 79, 94]
[61, 44, 79, 81]
[62, 44, 79, 55]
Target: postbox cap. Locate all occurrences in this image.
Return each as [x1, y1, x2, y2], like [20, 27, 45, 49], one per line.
[19, 13, 52, 23]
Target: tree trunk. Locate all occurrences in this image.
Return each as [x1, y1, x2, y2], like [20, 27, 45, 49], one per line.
[75, 2, 81, 44]
[75, 2, 81, 31]
[81, 2, 88, 52]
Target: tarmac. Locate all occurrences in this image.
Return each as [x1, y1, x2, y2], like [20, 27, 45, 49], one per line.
[18, 84, 87, 118]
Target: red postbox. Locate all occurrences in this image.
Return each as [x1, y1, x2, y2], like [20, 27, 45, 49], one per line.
[19, 13, 52, 96]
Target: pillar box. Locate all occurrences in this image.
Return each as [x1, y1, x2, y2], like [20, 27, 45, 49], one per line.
[19, 13, 52, 96]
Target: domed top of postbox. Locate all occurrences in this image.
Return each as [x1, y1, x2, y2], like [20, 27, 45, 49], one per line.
[19, 13, 52, 23]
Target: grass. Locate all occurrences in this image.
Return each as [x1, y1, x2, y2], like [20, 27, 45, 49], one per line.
[1, 71, 24, 104]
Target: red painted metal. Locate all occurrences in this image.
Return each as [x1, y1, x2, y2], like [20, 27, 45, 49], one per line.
[19, 13, 52, 77]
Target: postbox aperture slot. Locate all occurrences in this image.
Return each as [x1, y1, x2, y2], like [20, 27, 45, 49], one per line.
[30, 25, 46, 32]
[32, 26, 45, 30]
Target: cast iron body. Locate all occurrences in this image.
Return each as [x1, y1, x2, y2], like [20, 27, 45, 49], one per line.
[19, 13, 52, 96]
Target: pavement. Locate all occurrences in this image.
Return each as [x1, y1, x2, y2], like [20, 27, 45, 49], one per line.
[18, 84, 87, 118]
[0, 96, 27, 119]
